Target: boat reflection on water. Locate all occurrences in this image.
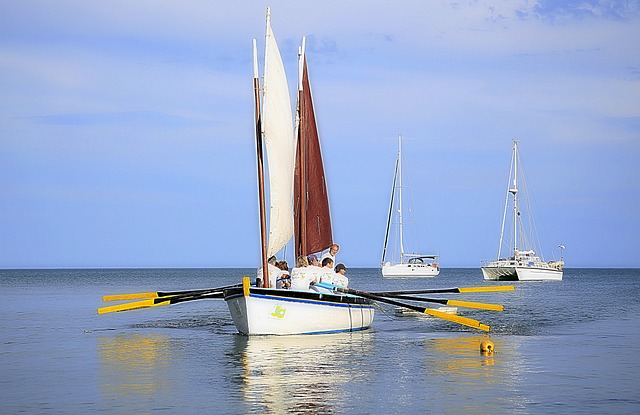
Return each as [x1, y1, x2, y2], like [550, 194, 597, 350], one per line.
[234, 332, 374, 413]
[97, 333, 172, 409]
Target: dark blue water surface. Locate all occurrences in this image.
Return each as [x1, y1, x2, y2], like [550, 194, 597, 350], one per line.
[1, 268, 639, 414]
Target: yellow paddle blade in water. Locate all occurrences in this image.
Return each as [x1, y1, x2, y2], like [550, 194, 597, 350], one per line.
[446, 299, 504, 311]
[424, 308, 490, 332]
[97, 298, 171, 314]
[102, 292, 159, 302]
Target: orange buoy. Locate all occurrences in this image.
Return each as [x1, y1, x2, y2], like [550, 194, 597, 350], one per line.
[480, 339, 495, 355]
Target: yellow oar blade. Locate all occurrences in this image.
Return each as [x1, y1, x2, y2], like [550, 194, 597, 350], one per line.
[103, 292, 158, 302]
[458, 285, 514, 293]
[97, 298, 170, 314]
[424, 308, 490, 332]
[447, 299, 504, 312]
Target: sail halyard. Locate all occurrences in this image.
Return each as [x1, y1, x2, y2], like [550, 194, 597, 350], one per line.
[294, 39, 333, 258]
[262, 9, 296, 258]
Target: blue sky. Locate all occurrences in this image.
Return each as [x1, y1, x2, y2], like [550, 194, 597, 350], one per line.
[1, 0, 639, 268]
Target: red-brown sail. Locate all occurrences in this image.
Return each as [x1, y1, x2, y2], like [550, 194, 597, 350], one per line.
[294, 57, 333, 258]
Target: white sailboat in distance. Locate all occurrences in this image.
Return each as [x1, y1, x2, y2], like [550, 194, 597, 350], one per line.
[381, 135, 440, 277]
[481, 140, 564, 281]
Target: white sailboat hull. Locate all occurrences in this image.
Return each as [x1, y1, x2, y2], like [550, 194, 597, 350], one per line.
[382, 263, 440, 278]
[482, 265, 562, 281]
[481, 140, 565, 282]
[224, 287, 375, 335]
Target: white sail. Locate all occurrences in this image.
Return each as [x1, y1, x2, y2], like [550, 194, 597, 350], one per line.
[262, 10, 295, 257]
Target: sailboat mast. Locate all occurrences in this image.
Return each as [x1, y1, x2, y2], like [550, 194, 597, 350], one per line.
[253, 37, 269, 287]
[296, 37, 307, 258]
[397, 135, 405, 260]
[511, 140, 519, 257]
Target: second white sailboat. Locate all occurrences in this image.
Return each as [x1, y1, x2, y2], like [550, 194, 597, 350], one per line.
[381, 135, 440, 278]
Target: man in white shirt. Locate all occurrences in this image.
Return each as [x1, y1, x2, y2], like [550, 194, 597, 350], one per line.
[319, 257, 335, 284]
[320, 244, 339, 270]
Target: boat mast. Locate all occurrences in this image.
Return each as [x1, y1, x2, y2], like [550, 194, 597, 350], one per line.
[397, 135, 405, 262]
[510, 140, 519, 258]
[253, 35, 268, 287]
[296, 37, 307, 257]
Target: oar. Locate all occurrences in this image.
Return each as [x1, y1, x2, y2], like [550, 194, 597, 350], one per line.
[380, 293, 504, 311]
[98, 291, 224, 314]
[102, 284, 241, 302]
[315, 283, 490, 332]
[372, 285, 514, 296]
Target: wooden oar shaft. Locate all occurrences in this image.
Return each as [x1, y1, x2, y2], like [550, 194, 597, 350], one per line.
[327, 285, 490, 332]
[98, 291, 225, 314]
[459, 285, 514, 293]
[384, 294, 504, 311]
[102, 284, 241, 302]
[103, 292, 158, 301]
[373, 285, 514, 296]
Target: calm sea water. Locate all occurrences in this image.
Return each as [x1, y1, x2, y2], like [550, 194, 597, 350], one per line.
[1, 268, 639, 414]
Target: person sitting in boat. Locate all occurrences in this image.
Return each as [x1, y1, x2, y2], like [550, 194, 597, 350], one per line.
[306, 254, 324, 286]
[333, 263, 349, 287]
[256, 255, 282, 288]
[320, 244, 339, 270]
[319, 257, 335, 284]
[290, 255, 312, 290]
[310, 257, 336, 293]
[276, 261, 291, 289]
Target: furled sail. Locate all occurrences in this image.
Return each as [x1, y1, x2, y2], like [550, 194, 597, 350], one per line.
[262, 11, 295, 257]
[294, 49, 333, 257]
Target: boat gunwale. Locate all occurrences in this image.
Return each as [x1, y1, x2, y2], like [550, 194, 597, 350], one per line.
[223, 286, 374, 307]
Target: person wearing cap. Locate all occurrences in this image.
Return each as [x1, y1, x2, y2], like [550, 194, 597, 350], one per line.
[333, 263, 349, 287]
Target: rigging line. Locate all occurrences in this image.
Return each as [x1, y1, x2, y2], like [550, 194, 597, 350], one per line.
[405, 151, 424, 254]
[381, 157, 399, 264]
[497, 142, 515, 259]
